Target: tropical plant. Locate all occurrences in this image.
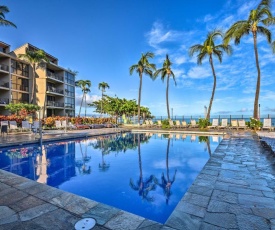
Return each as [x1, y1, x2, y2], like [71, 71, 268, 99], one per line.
[189, 30, 232, 120]
[5, 103, 40, 116]
[224, 0, 275, 118]
[0, 5, 16, 28]
[154, 54, 176, 120]
[75, 80, 91, 117]
[250, 117, 262, 130]
[129, 52, 156, 125]
[198, 118, 210, 129]
[98, 82, 110, 115]
[18, 49, 49, 105]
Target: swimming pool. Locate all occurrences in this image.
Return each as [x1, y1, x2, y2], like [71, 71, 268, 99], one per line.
[0, 132, 222, 224]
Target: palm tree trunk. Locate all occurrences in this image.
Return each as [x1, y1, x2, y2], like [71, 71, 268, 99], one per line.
[31, 64, 36, 104]
[85, 93, 87, 117]
[79, 93, 84, 116]
[138, 134, 143, 184]
[101, 89, 103, 115]
[166, 75, 170, 119]
[206, 138, 211, 156]
[207, 55, 216, 120]
[253, 32, 261, 119]
[138, 74, 142, 125]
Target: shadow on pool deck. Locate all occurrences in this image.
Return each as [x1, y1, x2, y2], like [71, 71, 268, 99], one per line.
[0, 129, 275, 229]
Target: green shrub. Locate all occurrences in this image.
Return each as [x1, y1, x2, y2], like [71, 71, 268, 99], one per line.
[250, 118, 262, 130]
[198, 118, 210, 129]
[161, 119, 170, 129]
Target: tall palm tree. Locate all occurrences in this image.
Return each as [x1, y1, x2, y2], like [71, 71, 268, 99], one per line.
[75, 80, 91, 116]
[129, 52, 156, 125]
[19, 49, 49, 104]
[154, 54, 176, 120]
[0, 6, 16, 28]
[224, 0, 275, 119]
[189, 30, 231, 120]
[98, 82, 110, 115]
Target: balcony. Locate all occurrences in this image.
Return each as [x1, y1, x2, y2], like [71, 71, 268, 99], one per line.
[12, 83, 29, 92]
[0, 64, 9, 72]
[47, 72, 64, 82]
[65, 103, 75, 108]
[0, 98, 9, 105]
[65, 91, 75, 97]
[47, 86, 64, 95]
[0, 81, 9, 88]
[47, 101, 64, 107]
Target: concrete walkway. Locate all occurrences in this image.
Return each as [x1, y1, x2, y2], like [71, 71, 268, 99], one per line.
[0, 130, 274, 229]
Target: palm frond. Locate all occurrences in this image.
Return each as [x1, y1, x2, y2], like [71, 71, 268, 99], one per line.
[212, 50, 223, 63]
[197, 52, 207, 65]
[0, 19, 16, 27]
[257, 26, 272, 43]
[189, 44, 203, 57]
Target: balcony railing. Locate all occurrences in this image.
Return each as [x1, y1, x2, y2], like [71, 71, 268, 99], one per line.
[47, 86, 63, 94]
[47, 101, 64, 107]
[12, 84, 28, 92]
[0, 81, 9, 88]
[0, 64, 9, 72]
[46, 72, 64, 82]
[65, 91, 74, 97]
[0, 98, 9, 105]
[65, 103, 74, 108]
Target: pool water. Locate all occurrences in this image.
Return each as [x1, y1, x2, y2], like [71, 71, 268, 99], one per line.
[0, 132, 221, 223]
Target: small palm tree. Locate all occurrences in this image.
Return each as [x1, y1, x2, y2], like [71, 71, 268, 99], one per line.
[0, 6, 16, 28]
[98, 82, 110, 115]
[19, 49, 49, 104]
[224, 0, 275, 119]
[154, 54, 176, 120]
[129, 52, 156, 125]
[189, 30, 231, 120]
[75, 80, 91, 116]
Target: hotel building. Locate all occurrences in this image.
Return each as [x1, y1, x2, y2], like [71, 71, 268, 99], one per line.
[0, 41, 76, 117]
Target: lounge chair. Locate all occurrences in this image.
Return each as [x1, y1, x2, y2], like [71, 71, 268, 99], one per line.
[157, 120, 162, 128]
[175, 120, 181, 128]
[144, 120, 151, 127]
[190, 120, 199, 128]
[208, 119, 219, 129]
[55, 120, 62, 129]
[238, 120, 247, 130]
[169, 120, 176, 129]
[218, 119, 228, 129]
[262, 118, 274, 131]
[32, 121, 40, 133]
[181, 121, 189, 128]
[61, 120, 67, 129]
[9, 121, 19, 132]
[22, 121, 31, 132]
[68, 122, 77, 130]
[1, 120, 8, 135]
[149, 120, 156, 127]
[212, 136, 219, 142]
[230, 120, 238, 130]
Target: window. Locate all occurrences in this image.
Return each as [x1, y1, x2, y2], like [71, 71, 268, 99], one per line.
[65, 71, 75, 85]
[11, 60, 29, 77]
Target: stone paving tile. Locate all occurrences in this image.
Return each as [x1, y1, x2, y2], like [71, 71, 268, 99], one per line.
[238, 194, 275, 208]
[0, 189, 28, 206]
[22, 182, 51, 195]
[9, 195, 46, 212]
[82, 203, 121, 225]
[211, 189, 239, 204]
[203, 212, 238, 229]
[0, 220, 46, 230]
[236, 214, 270, 229]
[0, 206, 18, 225]
[207, 200, 252, 215]
[104, 211, 145, 230]
[175, 200, 206, 218]
[200, 222, 227, 230]
[181, 192, 210, 208]
[18, 203, 58, 221]
[137, 219, 163, 230]
[165, 211, 202, 230]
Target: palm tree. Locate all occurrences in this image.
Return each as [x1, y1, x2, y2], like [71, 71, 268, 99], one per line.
[98, 82, 110, 115]
[224, 0, 275, 119]
[19, 49, 49, 104]
[0, 6, 16, 28]
[129, 52, 156, 125]
[75, 80, 91, 116]
[154, 54, 176, 120]
[189, 30, 231, 120]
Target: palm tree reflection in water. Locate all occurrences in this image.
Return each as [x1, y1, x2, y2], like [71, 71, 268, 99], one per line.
[154, 136, 177, 205]
[130, 133, 156, 202]
[198, 136, 212, 156]
[75, 140, 91, 174]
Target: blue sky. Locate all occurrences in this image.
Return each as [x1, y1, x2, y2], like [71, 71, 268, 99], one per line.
[2, 0, 275, 117]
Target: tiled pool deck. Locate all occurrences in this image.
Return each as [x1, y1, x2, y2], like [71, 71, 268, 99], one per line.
[0, 129, 275, 229]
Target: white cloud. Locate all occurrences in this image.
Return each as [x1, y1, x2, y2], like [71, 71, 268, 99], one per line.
[75, 93, 101, 106]
[186, 66, 211, 79]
